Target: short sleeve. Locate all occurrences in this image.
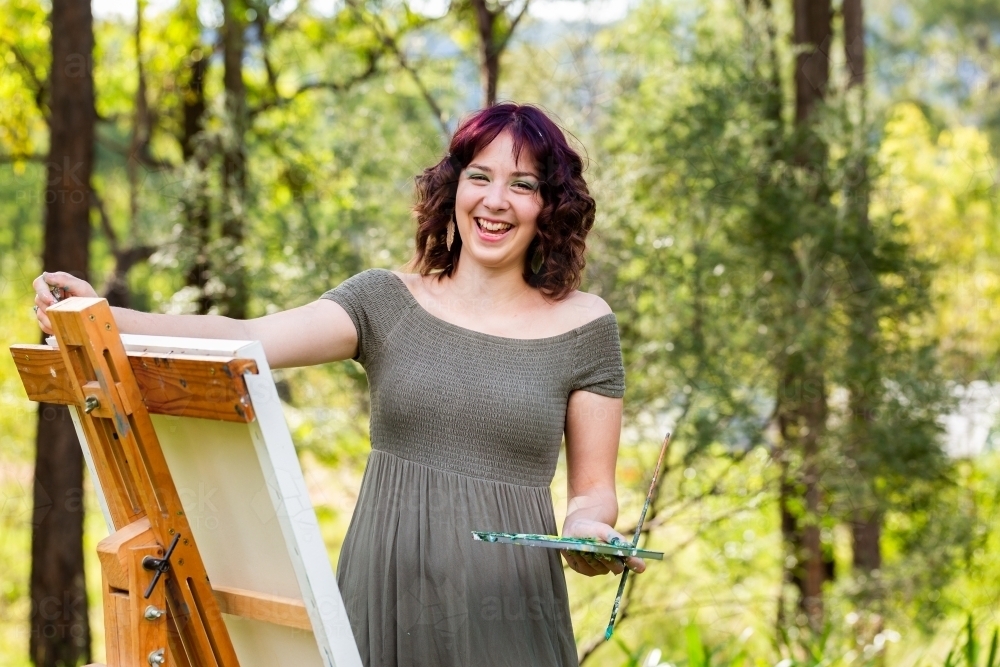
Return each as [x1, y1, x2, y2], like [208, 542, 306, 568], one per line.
[320, 269, 408, 367]
[570, 315, 626, 398]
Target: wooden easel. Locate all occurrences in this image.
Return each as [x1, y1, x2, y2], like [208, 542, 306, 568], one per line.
[11, 298, 309, 666]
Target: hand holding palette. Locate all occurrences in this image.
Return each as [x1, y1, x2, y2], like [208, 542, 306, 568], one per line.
[472, 431, 673, 641]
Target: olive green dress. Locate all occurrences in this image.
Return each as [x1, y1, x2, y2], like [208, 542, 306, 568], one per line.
[321, 269, 626, 667]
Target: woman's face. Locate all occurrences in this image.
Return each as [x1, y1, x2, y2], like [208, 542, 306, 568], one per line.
[454, 131, 543, 272]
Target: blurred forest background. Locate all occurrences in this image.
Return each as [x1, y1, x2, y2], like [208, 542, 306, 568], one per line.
[1, 0, 1000, 665]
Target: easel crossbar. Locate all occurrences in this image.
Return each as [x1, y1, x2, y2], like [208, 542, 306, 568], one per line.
[11, 344, 258, 423]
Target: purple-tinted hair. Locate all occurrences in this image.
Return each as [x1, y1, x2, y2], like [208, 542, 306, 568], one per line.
[410, 103, 597, 300]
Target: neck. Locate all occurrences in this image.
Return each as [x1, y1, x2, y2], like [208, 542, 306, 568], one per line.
[446, 253, 533, 311]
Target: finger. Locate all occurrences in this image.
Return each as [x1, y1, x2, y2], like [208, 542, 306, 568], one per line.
[33, 284, 54, 307]
[582, 552, 612, 575]
[38, 310, 53, 335]
[625, 556, 646, 574]
[42, 270, 74, 287]
[563, 551, 601, 577]
[596, 553, 621, 574]
[594, 555, 623, 575]
[34, 291, 56, 309]
[561, 551, 580, 572]
[601, 531, 645, 572]
[42, 271, 83, 297]
[607, 531, 630, 546]
[32, 274, 50, 297]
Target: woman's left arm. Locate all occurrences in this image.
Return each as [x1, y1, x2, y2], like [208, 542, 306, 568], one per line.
[562, 389, 646, 576]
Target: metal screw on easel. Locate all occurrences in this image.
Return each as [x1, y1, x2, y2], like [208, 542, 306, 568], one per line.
[148, 648, 165, 665]
[84, 396, 100, 413]
[143, 605, 164, 621]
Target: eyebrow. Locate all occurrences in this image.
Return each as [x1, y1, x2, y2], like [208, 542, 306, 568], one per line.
[467, 163, 540, 180]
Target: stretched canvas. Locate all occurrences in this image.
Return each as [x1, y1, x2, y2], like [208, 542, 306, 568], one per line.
[59, 333, 362, 667]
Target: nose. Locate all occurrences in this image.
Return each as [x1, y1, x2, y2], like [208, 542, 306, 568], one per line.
[482, 180, 509, 211]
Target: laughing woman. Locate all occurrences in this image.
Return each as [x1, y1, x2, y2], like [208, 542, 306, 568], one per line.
[33, 103, 643, 667]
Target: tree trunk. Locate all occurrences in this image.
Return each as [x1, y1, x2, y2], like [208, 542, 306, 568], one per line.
[776, 0, 833, 634]
[793, 0, 832, 124]
[843, 0, 884, 603]
[30, 0, 95, 663]
[221, 0, 248, 319]
[777, 354, 829, 631]
[181, 49, 212, 314]
[843, 0, 865, 89]
[851, 513, 880, 571]
[470, 0, 500, 106]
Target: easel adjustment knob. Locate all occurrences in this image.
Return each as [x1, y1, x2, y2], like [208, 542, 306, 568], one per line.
[148, 648, 165, 665]
[84, 396, 100, 413]
[144, 605, 164, 621]
[142, 532, 182, 599]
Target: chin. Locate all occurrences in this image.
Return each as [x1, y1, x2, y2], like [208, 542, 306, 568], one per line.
[465, 247, 528, 270]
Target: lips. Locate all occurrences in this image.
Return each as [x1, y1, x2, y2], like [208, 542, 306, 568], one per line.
[474, 217, 514, 240]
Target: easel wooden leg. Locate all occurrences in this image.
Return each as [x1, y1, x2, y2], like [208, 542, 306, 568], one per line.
[96, 520, 188, 667]
[129, 544, 168, 665]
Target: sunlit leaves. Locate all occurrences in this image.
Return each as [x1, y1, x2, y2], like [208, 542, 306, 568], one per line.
[0, 0, 49, 159]
[877, 102, 1000, 375]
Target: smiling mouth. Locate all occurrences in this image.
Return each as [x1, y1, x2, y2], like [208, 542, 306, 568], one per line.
[475, 217, 514, 237]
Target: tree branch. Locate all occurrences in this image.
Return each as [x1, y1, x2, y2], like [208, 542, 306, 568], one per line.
[90, 190, 120, 253]
[97, 135, 176, 171]
[92, 188, 155, 303]
[384, 38, 450, 137]
[248, 0, 282, 103]
[249, 52, 381, 117]
[1, 40, 48, 113]
[350, 1, 451, 138]
[496, 0, 530, 55]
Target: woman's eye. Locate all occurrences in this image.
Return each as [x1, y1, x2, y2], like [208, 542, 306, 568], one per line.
[513, 181, 537, 191]
[468, 173, 488, 182]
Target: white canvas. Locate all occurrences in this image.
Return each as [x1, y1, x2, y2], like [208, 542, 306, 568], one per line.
[66, 334, 362, 667]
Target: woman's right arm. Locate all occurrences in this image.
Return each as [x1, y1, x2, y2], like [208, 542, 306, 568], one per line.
[32, 272, 359, 369]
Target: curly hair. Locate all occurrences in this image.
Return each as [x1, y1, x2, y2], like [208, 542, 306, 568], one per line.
[410, 103, 596, 301]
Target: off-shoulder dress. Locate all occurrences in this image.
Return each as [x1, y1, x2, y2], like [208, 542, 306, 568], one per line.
[321, 268, 626, 667]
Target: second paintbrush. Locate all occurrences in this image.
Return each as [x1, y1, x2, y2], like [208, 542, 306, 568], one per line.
[605, 430, 673, 640]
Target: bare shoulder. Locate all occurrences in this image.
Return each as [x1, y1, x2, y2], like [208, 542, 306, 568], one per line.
[389, 270, 419, 293]
[555, 290, 613, 327]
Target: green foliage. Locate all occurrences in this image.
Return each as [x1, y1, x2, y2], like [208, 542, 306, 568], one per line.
[0, 0, 48, 160]
[2, 0, 1000, 664]
[942, 617, 1000, 667]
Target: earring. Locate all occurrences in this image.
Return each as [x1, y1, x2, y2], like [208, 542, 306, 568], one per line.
[531, 245, 544, 274]
[446, 219, 455, 252]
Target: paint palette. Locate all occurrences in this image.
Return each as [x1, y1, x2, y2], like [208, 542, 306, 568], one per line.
[471, 531, 663, 560]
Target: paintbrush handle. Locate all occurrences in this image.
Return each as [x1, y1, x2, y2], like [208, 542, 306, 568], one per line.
[605, 569, 629, 640]
[630, 432, 671, 546]
[606, 431, 672, 640]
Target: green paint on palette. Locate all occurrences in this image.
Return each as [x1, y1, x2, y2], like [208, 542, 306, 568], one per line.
[471, 531, 664, 560]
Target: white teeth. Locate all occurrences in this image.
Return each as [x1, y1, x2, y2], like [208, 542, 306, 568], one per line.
[476, 218, 513, 233]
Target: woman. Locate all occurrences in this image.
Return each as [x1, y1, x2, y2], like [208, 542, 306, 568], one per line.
[33, 103, 644, 666]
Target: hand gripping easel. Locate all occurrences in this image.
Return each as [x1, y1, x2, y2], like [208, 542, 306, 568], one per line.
[11, 298, 362, 667]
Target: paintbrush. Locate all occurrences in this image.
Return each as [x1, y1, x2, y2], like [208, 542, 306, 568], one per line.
[605, 430, 672, 641]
